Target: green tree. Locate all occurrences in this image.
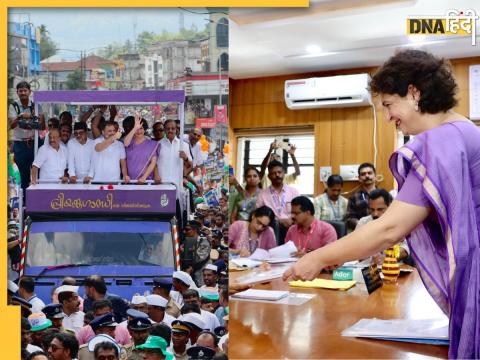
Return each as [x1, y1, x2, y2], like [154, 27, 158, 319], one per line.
[38, 24, 58, 60]
[137, 31, 156, 54]
[66, 69, 86, 90]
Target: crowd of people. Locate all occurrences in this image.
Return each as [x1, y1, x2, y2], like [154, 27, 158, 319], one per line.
[7, 81, 231, 360]
[228, 142, 412, 266]
[11, 270, 228, 360]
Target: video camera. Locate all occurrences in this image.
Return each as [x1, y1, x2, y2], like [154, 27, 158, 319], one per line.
[18, 115, 41, 130]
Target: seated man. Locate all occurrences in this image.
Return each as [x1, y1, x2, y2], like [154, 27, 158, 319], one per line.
[286, 196, 337, 256]
[31, 128, 68, 184]
[356, 188, 410, 264]
[346, 163, 377, 230]
[88, 121, 129, 182]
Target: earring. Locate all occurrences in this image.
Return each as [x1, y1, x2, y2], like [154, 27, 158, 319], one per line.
[414, 101, 419, 112]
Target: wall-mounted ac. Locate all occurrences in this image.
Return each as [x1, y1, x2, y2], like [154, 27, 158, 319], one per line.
[285, 73, 372, 110]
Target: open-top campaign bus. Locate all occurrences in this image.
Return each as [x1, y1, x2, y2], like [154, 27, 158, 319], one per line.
[19, 90, 186, 302]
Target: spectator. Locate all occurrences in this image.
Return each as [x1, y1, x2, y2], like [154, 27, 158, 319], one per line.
[57, 285, 84, 334]
[146, 294, 175, 326]
[182, 289, 220, 332]
[76, 299, 130, 346]
[259, 141, 300, 188]
[28, 313, 52, 349]
[82, 275, 128, 323]
[345, 163, 377, 230]
[136, 335, 173, 360]
[48, 332, 79, 360]
[314, 175, 348, 221]
[19, 277, 45, 313]
[256, 160, 300, 244]
[230, 166, 261, 222]
[8, 81, 46, 191]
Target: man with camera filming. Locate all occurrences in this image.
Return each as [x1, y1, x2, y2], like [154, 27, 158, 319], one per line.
[8, 81, 45, 192]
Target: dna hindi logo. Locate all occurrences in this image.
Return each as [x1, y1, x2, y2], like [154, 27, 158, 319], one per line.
[407, 9, 479, 45]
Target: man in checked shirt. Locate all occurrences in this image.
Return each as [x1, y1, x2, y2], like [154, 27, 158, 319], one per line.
[345, 163, 377, 231]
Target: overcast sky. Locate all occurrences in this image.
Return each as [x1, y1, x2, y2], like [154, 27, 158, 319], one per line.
[9, 8, 211, 60]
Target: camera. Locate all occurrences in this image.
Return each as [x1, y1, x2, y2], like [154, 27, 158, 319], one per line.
[18, 115, 41, 130]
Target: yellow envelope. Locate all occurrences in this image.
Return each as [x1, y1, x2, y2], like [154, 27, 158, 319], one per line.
[289, 278, 356, 291]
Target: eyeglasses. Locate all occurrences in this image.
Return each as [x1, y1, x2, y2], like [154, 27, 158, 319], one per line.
[74, 131, 85, 136]
[49, 345, 64, 351]
[153, 128, 164, 132]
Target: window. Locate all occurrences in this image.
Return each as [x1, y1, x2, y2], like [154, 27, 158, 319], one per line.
[236, 134, 315, 196]
[26, 221, 174, 267]
[218, 53, 229, 71]
[216, 18, 228, 48]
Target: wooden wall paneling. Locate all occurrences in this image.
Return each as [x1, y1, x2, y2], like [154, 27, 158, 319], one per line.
[314, 114, 332, 195]
[229, 57, 480, 195]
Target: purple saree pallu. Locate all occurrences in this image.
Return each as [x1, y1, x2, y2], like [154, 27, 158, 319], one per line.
[390, 121, 480, 359]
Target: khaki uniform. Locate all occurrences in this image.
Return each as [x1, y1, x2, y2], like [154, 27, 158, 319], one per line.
[166, 298, 181, 318]
[124, 343, 144, 360]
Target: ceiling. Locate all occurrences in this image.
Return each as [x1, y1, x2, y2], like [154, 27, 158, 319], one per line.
[229, 0, 480, 79]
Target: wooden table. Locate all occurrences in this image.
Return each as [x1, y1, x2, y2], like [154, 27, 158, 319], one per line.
[229, 267, 448, 359]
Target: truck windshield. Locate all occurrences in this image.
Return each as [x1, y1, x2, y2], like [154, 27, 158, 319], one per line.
[26, 221, 174, 267]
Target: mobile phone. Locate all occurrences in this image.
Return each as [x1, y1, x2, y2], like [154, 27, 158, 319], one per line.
[229, 166, 234, 176]
[279, 141, 291, 152]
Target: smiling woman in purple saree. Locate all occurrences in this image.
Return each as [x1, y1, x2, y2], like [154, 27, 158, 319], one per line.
[282, 50, 479, 359]
[124, 114, 159, 183]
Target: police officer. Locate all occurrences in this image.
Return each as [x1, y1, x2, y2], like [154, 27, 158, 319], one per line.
[41, 303, 65, 330]
[124, 317, 152, 360]
[152, 277, 180, 318]
[78, 313, 125, 360]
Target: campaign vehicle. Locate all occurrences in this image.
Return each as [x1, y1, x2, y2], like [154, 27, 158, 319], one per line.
[19, 89, 186, 303]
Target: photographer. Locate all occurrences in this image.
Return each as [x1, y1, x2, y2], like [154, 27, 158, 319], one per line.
[8, 81, 45, 191]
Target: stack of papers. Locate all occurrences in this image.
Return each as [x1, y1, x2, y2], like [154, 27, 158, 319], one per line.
[289, 278, 356, 291]
[235, 265, 291, 285]
[230, 258, 263, 269]
[342, 318, 449, 345]
[249, 241, 298, 264]
[232, 289, 289, 301]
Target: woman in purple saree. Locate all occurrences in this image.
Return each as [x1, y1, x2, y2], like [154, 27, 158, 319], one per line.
[124, 115, 159, 182]
[283, 50, 479, 358]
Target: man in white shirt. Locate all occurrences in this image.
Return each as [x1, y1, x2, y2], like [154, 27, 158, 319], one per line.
[200, 264, 218, 289]
[155, 119, 192, 190]
[18, 277, 45, 313]
[57, 285, 85, 334]
[185, 127, 205, 168]
[89, 120, 129, 182]
[182, 289, 220, 332]
[146, 294, 176, 326]
[68, 122, 94, 184]
[31, 128, 68, 184]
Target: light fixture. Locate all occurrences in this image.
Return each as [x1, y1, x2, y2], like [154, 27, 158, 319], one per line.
[305, 44, 322, 54]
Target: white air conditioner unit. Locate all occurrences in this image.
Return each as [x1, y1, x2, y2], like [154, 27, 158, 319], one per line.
[285, 73, 372, 110]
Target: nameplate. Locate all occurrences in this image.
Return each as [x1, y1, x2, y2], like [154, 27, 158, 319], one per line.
[332, 267, 353, 281]
[361, 264, 383, 294]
